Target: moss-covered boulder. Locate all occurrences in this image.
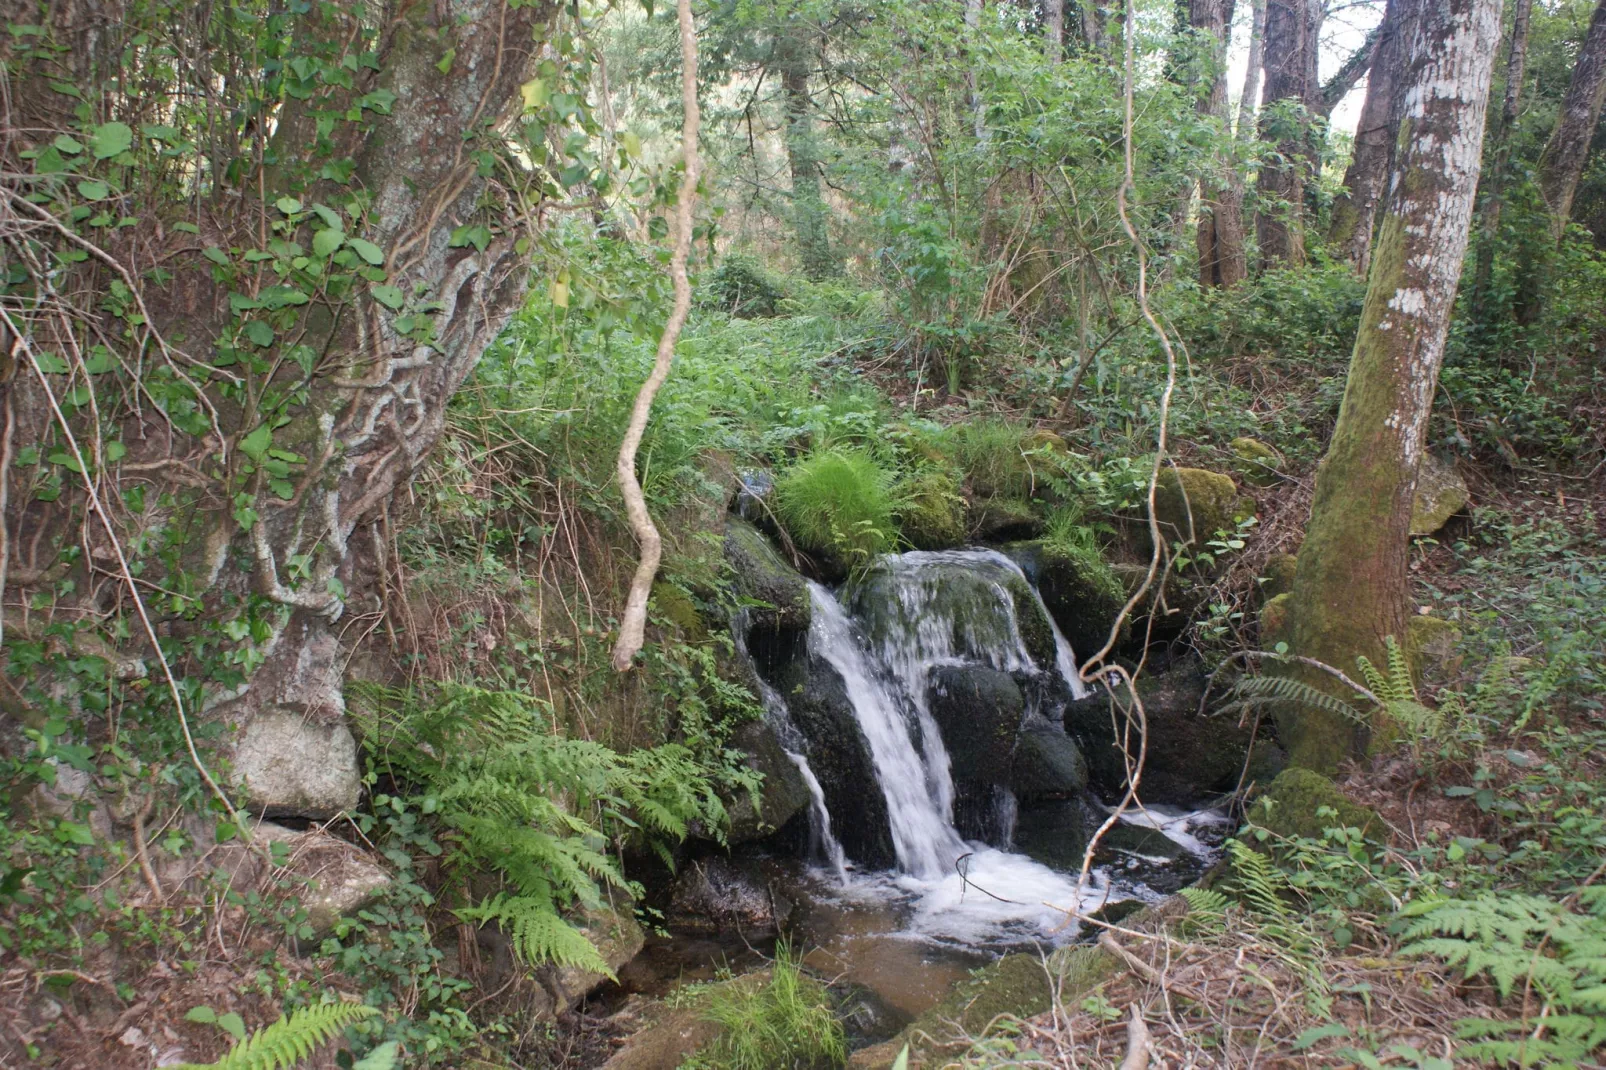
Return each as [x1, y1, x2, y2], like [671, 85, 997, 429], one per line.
[1260, 553, 1299, 601]
[1005, 539, 1128, 658]
[1260, 591, 1294, 647]
[650, 580, 707, 642]
[720, 719, 812, 845]
[926, 666, 1024, 784]
[601, 971, 771, 1070]
[725, 519, 810, 633]
[898, 469, 967, 550]
[1229, 437, 1285, 488]
[1245, 767, 1379, 841]
[1152, 467, 1254, 547]
[1010, 723, 1088, 798]
[1410, 454, 1469, 536]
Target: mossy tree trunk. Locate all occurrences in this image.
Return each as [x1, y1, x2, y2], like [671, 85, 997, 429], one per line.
[1327, 0, 1418, 274]
[1254, 0, 1321, 269]
[776, 22, 837, 280]
[1468, 0, 1534, 324]
[1192, 0, 1246, 288]
[1283, 0, 1502, 773]
[1537, 0, 1606, 240]
[3, 0, 550, 813]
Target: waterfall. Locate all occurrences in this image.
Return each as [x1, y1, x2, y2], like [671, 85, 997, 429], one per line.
[804, 551, 1122, 943]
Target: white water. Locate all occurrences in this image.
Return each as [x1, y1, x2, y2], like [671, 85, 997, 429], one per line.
[806, 560, 1128, 945]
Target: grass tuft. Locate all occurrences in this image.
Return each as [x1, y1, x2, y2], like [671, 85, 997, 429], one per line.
[689, 944, 847, 1070]
[774, 449, 898, 568]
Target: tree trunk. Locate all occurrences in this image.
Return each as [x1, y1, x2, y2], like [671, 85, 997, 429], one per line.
[777, 24, 837, 280]
[1045, 0, 1066, 61]
[1469, 0, 1534, 313]
[1538, 0, 1606, 239]
[1194, 0, 1246, 287]
[1236, 0, 1267, 139]
[1328, 0, 1418, 273]
[1255, 0, 1321, 269]
[1283, 0, 1501, 773]
[2, 1, 551, 816]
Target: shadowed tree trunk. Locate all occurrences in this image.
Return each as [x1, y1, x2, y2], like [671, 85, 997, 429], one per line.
[777, 22, 838, 280]
[1193, 0, 1246, 287]
[1282, 0, 1502, 773]
[1255, 0, 1321, 269]
[1538, 0, 1606, 239]
[1328, 0, 1419, 273]
[1469, 0, 1534, 315]
[1045, 0, 1067, 61]
[2, 0, 552, 815]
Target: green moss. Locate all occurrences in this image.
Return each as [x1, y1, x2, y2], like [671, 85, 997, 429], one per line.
[896, 469, 967, 549]
[652, 580, 708, 642]
[1405, 614, 1461, 685]
[969, 496, 1042, 541]
[1260, 553, 1299, 600]
[1229, 437, 1285, 487]
[1152, 467, 1252, 547]
[1261, 590, 1295, 647]
[1246, 767, 1379, 841]
[725, 520, 810, 631]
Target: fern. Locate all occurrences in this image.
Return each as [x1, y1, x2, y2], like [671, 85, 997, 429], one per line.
[455, 893, 613, 976]
[1225, 839, 1293, 921]
[1221, 673, 1368, 726]
[174, 1003, 377, 1070]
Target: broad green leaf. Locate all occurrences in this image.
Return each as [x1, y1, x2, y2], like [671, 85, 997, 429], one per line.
[239, 424, 272, 463]
[520, 78, 548, 110]
[216, 1012, 246, 1042]
[243, 321, 274, 347]
[275, 196, 302, 215]
[347, 238, 385, 265]
[89, 121, 133, 159]
[76, 180, 109, 200]
[370, 285, 404, 310]
[184, 1006, 217, 1025]
[53, 134, 83, 155]
[313, 228, 344, 257]
[203, 246, 232, 266]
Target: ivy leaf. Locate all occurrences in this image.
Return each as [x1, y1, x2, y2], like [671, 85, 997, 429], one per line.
[53, 134, 84, 155]
[347, 238, 385, 266]
[448, 224, 492, 252]
[243, 321, 275, 347]
[239, 424, 272, 463]
[370, 285, 404, 310]
[89, 121, 133, 159]
[76, 180, 109, 201]
[312, 228, 345, 258]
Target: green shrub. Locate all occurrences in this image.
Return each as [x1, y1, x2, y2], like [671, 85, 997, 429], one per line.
[774, 449, 898, 568]
[688, 944, 847, 1070]
[945, 418, 1036, 499]
[702, 253, 788, 318]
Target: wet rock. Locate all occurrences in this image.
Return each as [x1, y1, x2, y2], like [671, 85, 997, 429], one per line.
[1065, 665, 1278, 804]
[926, 666, 1023, 784]
[774, 654, 895, 868]
[721, 719, 812, 844]
[967, 496, 1042, 542]
[1009, 723, 1087, 798]
[670, 856, 792, 935]
[833, 982, 912, 1047]
[1410, 454, 1469, 536]
[725, 519, 810, 633]
[1006, 539, 1128, 659]
[733, 469, 774, 523]
[1012, 797, 1091, 869]
[1229, 437, 1285, 488]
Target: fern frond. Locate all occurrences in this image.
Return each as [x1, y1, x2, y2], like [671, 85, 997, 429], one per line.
[456, 893, 613, 976]
[175, 1002, 377, 1070]
[1226, 840, 1292, 920]
[1223, 674, 1367, 725]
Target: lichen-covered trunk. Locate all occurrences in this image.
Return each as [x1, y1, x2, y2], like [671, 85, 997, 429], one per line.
[1538, 0, 1606, 239]
[1192, 0, 1246, 287]
[1283, 0, 1501, 773]
[1255, 0, 1321, 269]
[1469, 0, 1534, 312]
[1328, 0, 1418, 273]
[778, 25, 836, 280]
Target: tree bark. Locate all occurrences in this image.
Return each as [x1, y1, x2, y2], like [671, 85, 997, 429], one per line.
[1328, 0, 1419, 273]
[2, 0, 551, 815]
[1045, 0, 1067, 61]
[1283, 0, 1501, 773]
[1236, 0, 1267, 139]
[1255, 0, 1321, 269]
[777, 22, 837, 279]
[1537, 0, 1606, 240]
[1193, 0, 1247, 287]
[1469, 0, 1534, 311]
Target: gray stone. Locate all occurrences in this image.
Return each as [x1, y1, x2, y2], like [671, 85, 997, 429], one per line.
[229, 710, 360, 818]
[1411, 454, 1469, 536]
[722, 719, 811, 844]
[670, 856, 791, 934]
[926, 666, 1024, 784]
[1010, 723, 1087, 798]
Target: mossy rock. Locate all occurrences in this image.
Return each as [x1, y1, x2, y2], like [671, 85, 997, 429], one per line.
[721, 719, 812, 844]
[1410, 454, 1469, 536]
[651, 580, 708, 643]
[1245, 767, 1379, 842]
[1010, 723, 1088, 798]
[724, 519, 810, 633]
[1021, 428, 1070, 455]
[1260, 553, 1298, 601]
[968, 495, 1042, 542]
[1005, 539, 1128, 658]
[1405, 614, 1461, 685]
[1229, 437, 1285, 488]
[927, 666, 1024, 784]
[1260, 591, 1294, 647]
[1152, 467, 1254, 548]
[601, 971, 771, 1070]
[898, 469, 967, 550]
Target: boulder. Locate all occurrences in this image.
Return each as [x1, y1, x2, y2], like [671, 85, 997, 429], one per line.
[1260, 553, 1299, 601]
[1009, 723, 1087, 798]
[540, 905, 645, 1016]
[1410, 454, 1469, 536]
[721, 719, 811, 845]
[670, 856, 791, 935]
[926, 666, 1024, 784]
[725, 519, 810, 633]
[1229, 437, 1285, 488]
[967, 496, 1042, 542]
[1005, 539, 1128, 658]
[1245, 767, 1379, 841]
[1260, 591, 1294, 647]
[775, 654, 895, 868]
[1012, 797, 1091, 869]
[898, 470, 967, 550]
[229, 711, 360, 819]
[1064, 665, 1277, 804]
[1151, 467, 1254, 548]
[602, 971, 770, 1070]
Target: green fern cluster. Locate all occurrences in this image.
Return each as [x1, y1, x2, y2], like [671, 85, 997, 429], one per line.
[175, 1003, 380, 1070]
[1221, 672, 1367, 726]
[350, 683, 727, 974]
[1400, 887, 1606, 1066]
